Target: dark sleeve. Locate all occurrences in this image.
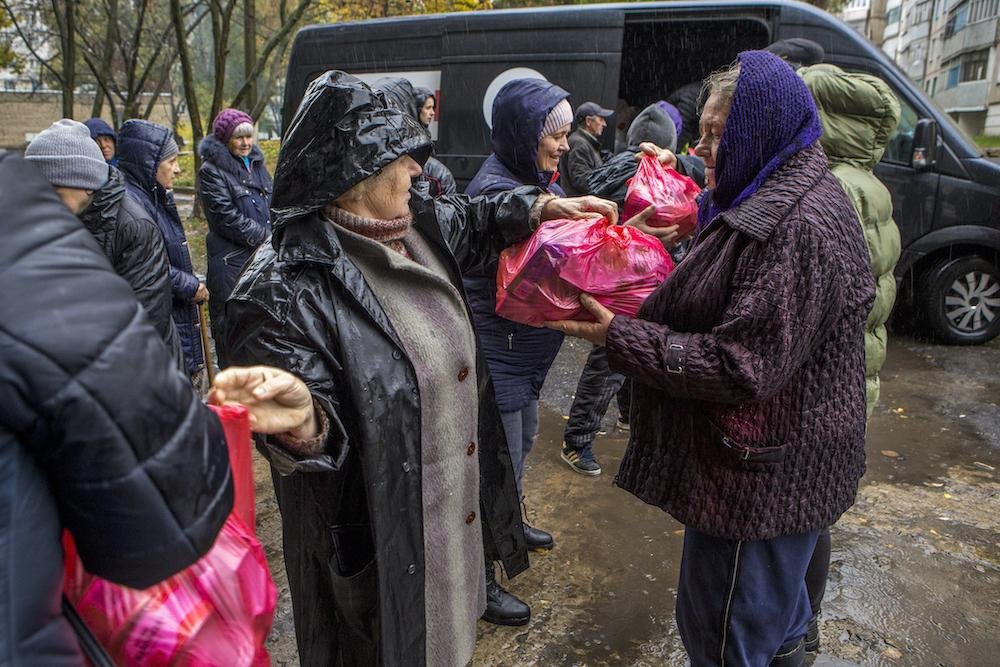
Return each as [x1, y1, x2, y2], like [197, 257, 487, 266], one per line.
[439, 166, 457, 196]
[566, 143, 598, 194]
[676, 154, 707, 189]
[605, 227, 844, 404]
[115, 213, 177, 345]
[224, 296, 351, 475]
[431, 186, 541, 275]
[199, 165, 269, 248]
[1, 191, 231, 589]
[169, 261, 200, 300]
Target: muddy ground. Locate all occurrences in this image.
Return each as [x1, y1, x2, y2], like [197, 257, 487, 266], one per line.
[248, 332, 999, 667]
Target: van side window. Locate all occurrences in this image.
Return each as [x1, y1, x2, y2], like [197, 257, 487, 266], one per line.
[883, 95, 919, 165]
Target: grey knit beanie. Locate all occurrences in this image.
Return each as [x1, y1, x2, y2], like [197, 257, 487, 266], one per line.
[159, 136, 179, 163]
[25, 119, 109, 190]
[540, 99, 573, 138]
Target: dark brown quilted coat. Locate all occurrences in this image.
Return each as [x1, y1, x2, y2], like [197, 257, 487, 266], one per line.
[607, 144, 874, 541]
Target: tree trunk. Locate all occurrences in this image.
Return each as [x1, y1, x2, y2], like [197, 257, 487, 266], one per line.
[868, 0, 888, 48]
[171, 0, 205, 216]
[244, 0, 257, 113]
[62, 0, 76, 117]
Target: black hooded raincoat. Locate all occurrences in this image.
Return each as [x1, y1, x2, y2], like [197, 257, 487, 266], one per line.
[223, 71, 531, 666]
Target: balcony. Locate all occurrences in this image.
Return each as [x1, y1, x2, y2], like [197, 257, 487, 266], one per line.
[941, 19, 999, 61]
[933, 79, 990, 112]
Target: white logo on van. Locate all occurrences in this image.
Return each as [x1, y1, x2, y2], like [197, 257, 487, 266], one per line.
[483, 68, 547, 129]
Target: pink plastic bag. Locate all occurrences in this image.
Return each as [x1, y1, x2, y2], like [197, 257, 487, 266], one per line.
[209, 404, 255, 529]
[496, 217, 674, 326]
[63, 515, 277, 667]
[622, 155, 701, 236]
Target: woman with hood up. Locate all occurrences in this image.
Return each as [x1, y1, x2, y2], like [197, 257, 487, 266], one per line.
[374, 76, 457, 198]
[550, 52, 875, 665]
[461, 77, 571, 624]
[118, 119, 207, 378]
[198, 108, 273, 366]
[218, 71, 615, 666]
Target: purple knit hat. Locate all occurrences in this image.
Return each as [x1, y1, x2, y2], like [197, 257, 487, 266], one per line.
[212, 108, 253, 143]
[656, 101, 683, 142]
[699, 50, 823, 227]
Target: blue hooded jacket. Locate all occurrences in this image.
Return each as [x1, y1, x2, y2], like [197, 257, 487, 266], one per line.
[84, 117, 118, 166]
[117, 120, 204, 374]
[464, 78, 569, 413]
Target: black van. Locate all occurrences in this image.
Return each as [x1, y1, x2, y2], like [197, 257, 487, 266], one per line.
[282, 0, 1000, 345]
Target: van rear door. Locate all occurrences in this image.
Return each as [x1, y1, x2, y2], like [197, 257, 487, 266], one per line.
[436, 8, 624, 184]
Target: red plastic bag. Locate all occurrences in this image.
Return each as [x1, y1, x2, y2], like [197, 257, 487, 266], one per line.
[622, 154, 701, 236]
[63, 515, 276, 667]
[496, 217, 674, 326]
[209, 404, 255, 529]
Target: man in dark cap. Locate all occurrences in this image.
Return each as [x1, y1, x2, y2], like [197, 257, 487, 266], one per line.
[766, 37, 825, 68]
[559, 100, 613, 196]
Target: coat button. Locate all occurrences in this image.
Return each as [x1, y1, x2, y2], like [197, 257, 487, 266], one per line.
[392, 350, 402, 360]
[466, 442, 476, 456]
[407, 564, 416, 575]
[402, 461, 412, 473]
[465, 511, 476, 525]
[457, 367, 469, 381]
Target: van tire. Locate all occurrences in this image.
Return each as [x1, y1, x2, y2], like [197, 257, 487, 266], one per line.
[918, 255, 1000, 345]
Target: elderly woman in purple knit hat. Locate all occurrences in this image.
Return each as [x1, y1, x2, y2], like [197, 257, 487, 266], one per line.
[197, 108, 273, 366]
[550, 51, 875, 665]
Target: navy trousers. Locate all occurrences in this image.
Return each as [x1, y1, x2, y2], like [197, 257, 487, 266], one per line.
[500, 399, 538, 499]
[677, 526, 818, 666]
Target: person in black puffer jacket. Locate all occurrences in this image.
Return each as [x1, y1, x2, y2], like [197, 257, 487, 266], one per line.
[198, 108, 273, 367]
[374, 76, 457, 198]
[118, 119, 207, 377]
[0, 149, 233, 664]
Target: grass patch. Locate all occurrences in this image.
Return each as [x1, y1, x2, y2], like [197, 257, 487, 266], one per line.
[184, 215, 208, 277]
[176, 139, 281, 190]
[976, 135, 1000, 149]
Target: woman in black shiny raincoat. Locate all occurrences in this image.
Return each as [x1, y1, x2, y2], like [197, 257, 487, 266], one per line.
[221, 71, 615, 666]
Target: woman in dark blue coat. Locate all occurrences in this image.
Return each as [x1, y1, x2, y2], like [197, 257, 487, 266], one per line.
[118, 119, 206, 377]
[463, 77, 573, 624]
[198, 108, 273, 366]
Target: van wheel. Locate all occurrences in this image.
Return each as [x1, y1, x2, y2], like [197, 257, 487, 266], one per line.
[919, 255, 1000, 345]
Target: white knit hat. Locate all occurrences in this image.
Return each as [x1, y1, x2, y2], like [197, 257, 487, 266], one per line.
[25, 119, 110, 190]
[540, 99, 572, 138]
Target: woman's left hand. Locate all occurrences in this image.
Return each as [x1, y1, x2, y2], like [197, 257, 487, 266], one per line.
[542, 195, 619, 225]
[545, 294, 615, 346]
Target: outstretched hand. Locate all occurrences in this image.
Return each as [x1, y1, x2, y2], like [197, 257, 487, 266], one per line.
[544, 294, 615, 346]
[209, 366, 317, 438]
[542, 195, 619, 225]
[637, 142, 678, 170]
[623, 204, 685, 249]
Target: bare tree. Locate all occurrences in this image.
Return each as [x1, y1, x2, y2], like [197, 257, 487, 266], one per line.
[2, 0, 76, 115]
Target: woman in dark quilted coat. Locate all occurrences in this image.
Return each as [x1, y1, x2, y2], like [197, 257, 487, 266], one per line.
[118, 119, 206, 377]
[198, 108, 273, 366]
[551, 52, 875, 666]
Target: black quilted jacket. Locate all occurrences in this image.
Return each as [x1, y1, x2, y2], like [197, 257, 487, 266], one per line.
[607, 144, 875, 541]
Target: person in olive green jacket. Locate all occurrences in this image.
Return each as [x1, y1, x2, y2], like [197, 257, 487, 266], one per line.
[802, 63, 902, 418]
[798, 63, 901, 653]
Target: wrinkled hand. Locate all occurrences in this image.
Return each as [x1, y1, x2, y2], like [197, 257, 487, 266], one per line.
[542, 195, 619, 225]
[544, 294, 615, 346]
[637, 142, 678, 170]
[193, 282, 210, 304]
[209, 366, 317, 438]
[624, 204, 685, 249]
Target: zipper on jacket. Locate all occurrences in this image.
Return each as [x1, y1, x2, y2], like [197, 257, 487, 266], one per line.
[507, 332, 514, 351]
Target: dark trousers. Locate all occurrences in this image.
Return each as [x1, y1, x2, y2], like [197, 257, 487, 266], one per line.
[676, 526, 818, 666]
[805, 528, 832, 616]
[564, 345, 629, 449]
[500, 399, 538, 499]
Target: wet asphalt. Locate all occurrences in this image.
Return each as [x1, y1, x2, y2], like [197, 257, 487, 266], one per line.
[254, 332, 1000, 666]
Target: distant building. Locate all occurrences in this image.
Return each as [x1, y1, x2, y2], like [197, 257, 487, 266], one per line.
[841, 0, 1000, 137]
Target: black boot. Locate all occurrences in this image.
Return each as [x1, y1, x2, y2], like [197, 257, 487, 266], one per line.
[770, 639, 805, 667]
[524, 522, 554, 551]
[482, 561, 530, 626]
[521, 501, 554, 551]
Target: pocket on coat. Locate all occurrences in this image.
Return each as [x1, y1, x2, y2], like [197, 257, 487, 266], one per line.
[327, 524, 378, 643]
[706, 418, 787, 471]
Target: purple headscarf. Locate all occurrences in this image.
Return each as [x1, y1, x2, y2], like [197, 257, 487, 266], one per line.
[698, 50, 823, 228]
